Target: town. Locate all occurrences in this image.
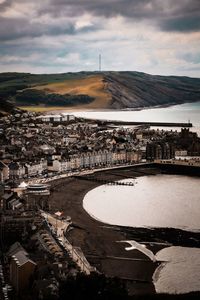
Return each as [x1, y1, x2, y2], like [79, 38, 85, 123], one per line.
[1, 111, 200, 182]
[0, 111, 200, 300]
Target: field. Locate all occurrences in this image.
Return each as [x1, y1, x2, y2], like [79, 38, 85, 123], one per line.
[19, 106, 74, 113]
[1, 72, 110, 113]
[28, 74, 111, 110]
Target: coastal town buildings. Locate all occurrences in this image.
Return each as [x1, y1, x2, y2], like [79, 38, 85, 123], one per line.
[0, 111, 200, 299]
[146, 142, 175, 161]
[0, 112, 199, 184]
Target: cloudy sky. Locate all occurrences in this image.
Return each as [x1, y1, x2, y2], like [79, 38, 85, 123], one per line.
[0, 0, 200, 76]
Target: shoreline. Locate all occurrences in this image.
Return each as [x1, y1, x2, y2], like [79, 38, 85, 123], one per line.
[19, 100, 200, 115]
[49, 166, 200, 295]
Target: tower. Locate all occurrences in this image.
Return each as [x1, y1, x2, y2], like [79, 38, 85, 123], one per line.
[99, 54, 101, 72]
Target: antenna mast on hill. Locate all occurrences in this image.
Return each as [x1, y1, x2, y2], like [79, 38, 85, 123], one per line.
[99, 54, 101, 72]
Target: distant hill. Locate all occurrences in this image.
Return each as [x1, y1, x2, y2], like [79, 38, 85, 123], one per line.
[0, 71, 200, 112]
[105, 72, 200, 109]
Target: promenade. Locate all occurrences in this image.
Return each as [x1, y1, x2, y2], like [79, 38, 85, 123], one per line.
[27, 162, 152, 185]
[40, 211, 95, 275]
[43, 164, 200, 294]
[27, 158, 200, 187]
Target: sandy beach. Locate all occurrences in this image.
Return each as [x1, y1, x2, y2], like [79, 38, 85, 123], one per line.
[49, 166, 200, 295]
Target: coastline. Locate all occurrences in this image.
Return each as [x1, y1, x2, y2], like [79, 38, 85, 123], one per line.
[49, 166, 200, 295]
[19, 99, 200, 115]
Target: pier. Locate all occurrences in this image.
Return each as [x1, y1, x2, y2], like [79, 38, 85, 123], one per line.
[83, 118, 193, 128]
[73, 175, 134, 186]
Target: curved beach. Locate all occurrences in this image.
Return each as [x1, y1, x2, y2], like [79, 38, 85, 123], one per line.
[49, 166, 200, 295]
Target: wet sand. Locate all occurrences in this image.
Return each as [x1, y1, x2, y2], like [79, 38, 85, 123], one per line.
[49, 166, 200, 295]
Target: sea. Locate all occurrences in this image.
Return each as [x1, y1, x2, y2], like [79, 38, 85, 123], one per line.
[69, 102, 200, 294]
[83, 175, 200, 294]
[83, 175, 200, 232]
[69, 101, 200, 136]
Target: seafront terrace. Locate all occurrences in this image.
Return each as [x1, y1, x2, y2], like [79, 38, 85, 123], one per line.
[155, 159, 200, 167]
[26, 158, 200, 186]
[26, 162, 152, 185]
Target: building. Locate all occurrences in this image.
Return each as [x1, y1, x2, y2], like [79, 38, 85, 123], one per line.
[8, 162, 25, 180]
[8, 243, 36, 293]
[25, 160, 47, 177]
[146, 142, 175, 161]
[48, 159, 69, 172]
[37, 114, 75, 123]
[1, 191, 15, 210]
[27, 183, 50, 195]
[0, 161, 9, 182]
[61, 114, 75, 122]
[175, 150, 188, 156]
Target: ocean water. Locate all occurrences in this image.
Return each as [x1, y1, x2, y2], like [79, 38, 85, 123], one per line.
[70, 101, 200, 135]
[83, 174, 200, 294]
[153, 246, 200, 294]
[83, 175, 200, 231]
[119, 242, 200, 294]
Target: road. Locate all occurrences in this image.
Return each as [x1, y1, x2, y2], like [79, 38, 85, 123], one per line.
[40, 211, 95, 275]
[27, 162, 150, 185]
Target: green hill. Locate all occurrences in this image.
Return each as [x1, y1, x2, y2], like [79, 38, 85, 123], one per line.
[0, 71, 200, 113]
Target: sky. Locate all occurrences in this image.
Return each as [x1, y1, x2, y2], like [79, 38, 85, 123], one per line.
[0, 0, 200, 76]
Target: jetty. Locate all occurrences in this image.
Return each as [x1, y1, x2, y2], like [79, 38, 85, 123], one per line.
[73, 175, 134, 186]
[82, 118, 193, 128]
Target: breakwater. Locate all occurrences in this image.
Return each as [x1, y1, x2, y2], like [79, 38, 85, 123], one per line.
[82, 118, 193, 127]
[73, 175, 134, 186]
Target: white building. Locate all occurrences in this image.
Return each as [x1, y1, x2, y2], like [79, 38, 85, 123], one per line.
[37, 114, 75, 123]
[25, 160, 47, 177]
[48, 160, 69, 172]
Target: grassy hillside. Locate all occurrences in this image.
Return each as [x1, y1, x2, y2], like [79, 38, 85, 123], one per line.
[0, 71, 200, 113]
[31, 74, 111, 109]
[0, 72, 89, 88]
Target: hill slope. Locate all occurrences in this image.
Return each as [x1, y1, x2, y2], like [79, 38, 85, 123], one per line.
[31, 74, 111, 109]
[105, 72, 200, 109]
[0, 71, 200, 112]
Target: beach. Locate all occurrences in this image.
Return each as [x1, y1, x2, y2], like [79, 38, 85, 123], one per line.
[48, 166, 200, 295]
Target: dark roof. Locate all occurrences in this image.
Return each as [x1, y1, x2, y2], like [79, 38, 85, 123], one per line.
[8, 242, 36, 267]
[7, 241, 25, 257]
[12, 250, 36, 267]
[2, 192, 14, 200]
[11, 251, 36, 267]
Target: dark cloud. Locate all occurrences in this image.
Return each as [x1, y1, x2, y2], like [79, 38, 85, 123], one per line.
[0, 0, 199, 43]
[47, 0, 200, 32]
[0, 0, 200, 76]
[45, 0, 160, 19]
[0, 0, 13, 9]
[0, 18, 75, 41]
[0, 15, 100, 42]
[160, 14, 200, 32]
